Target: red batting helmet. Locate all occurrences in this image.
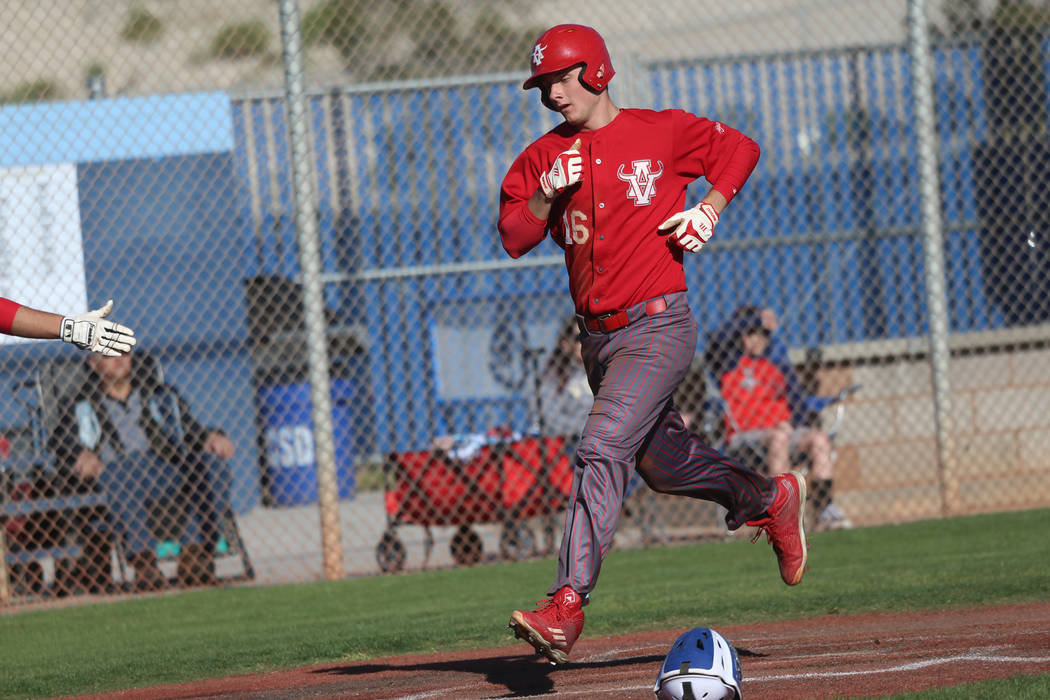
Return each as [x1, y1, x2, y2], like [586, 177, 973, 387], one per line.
[523, 24, 615, 93]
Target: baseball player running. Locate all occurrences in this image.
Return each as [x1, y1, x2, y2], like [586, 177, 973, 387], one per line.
[498, 24, 808, 665]
[0, 297, 136, 356]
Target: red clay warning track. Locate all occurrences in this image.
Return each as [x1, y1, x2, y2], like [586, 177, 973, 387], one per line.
[73, 601, 1050, 699]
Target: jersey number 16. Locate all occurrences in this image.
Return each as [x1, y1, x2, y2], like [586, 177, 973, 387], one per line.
[561, 209, 589, 246]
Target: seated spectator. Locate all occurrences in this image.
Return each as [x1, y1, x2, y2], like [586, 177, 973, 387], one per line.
[536, 318, 592, 439]
[712, 306, 852, 532]
[431, 318, 591, 457]
[48, 352, 235, 590]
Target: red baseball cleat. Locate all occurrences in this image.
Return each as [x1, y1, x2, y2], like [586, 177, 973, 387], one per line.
[509, 585, 585, 665]
[747, 472, 809, 585]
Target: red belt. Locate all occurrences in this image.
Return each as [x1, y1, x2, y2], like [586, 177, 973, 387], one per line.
[583, 297, 668, 333]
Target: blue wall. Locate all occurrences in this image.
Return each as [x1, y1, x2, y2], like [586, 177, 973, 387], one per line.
[0, 93, 262, 512]
[231, 41, 1050, 454]
[77, 153, 260, 512]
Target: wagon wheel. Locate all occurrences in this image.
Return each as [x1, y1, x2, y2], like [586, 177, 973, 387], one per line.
[499, 522, 537, 561]
[376, 529, 406, 573]
[449, 525, 483, 566]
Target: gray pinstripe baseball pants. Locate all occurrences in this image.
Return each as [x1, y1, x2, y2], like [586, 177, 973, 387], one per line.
[551, 292, 777, 597]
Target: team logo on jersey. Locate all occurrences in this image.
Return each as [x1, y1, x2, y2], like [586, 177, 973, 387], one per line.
[532, 43, 547, 66]
[616, 159, 664, 206]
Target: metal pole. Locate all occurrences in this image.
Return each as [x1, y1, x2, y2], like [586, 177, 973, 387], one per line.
[0, 524, 10, 605]
[907, 0, 958, 516]
[277, 0, 344, 579]
[524, 347, 557, 555]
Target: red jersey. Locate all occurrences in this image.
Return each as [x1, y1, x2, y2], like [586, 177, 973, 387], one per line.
[497, 108, 759, 316]
[720, 355, 792, 435]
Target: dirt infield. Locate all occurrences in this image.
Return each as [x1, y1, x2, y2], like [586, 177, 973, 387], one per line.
[76, 601, 1050, 699]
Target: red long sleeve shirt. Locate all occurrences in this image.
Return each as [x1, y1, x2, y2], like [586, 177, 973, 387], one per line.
[721, 355, 793, 435]
[498, 108, 760, 316]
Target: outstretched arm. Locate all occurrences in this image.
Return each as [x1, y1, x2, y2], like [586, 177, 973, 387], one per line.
[0, 297, 136, 356]
[2, 298, 62, 339]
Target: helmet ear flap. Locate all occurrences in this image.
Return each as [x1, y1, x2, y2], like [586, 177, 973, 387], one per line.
[575, 63, 605, 94]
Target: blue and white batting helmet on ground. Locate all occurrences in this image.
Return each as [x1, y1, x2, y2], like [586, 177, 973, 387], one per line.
[653, 627, 743, 700]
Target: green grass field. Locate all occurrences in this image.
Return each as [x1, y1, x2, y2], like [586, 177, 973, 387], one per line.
[2, 508, 1049, 700]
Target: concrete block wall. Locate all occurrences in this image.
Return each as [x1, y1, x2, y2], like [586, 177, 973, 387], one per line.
[815, 343, 1050, 526]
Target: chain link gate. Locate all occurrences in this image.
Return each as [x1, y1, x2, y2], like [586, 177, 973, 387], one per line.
[1, 0, 1048, 607]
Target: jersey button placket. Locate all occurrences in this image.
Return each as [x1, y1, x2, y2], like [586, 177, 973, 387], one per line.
[591, 146, 604, 301]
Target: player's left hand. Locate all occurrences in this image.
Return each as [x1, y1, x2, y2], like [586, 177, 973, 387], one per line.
[658, 202, 719, 252]
[61, 300, 137, 356]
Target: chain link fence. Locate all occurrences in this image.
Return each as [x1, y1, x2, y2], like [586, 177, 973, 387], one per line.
[1, 0, 1048, 607]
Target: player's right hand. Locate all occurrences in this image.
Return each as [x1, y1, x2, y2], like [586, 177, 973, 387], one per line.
[60, 300, 137, 357]
[539, 138, 583, 200]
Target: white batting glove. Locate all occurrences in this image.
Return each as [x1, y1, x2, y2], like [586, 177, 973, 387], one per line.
[658, 202, 720, 252]
[61, 300, 137, 356]
[539, 138, 583, 200]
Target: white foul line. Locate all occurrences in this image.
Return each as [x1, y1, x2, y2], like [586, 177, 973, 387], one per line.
[367, 648, 1050, 697]
[748, 651, 1050, 683]
[394, 684, 475, 699]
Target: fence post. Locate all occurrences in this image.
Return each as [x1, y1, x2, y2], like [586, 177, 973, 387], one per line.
[907, 0, 959, 516]
[277, 0, 345, 578]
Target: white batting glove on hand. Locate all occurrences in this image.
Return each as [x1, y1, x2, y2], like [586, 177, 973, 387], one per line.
[61, 300, 137, 357]
[658, 202, 720, 252]
[539, 138, 583, 200]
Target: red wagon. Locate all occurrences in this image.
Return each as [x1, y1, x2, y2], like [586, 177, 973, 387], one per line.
[376, 435, 575, 572]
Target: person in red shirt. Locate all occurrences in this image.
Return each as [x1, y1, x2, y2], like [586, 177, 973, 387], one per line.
[709, 306, 853, 532]
[0, 297, 135, 356]
[719, 319, 798, 441]
[720, 317, 853, 517]
[499, 24, 809, 665]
